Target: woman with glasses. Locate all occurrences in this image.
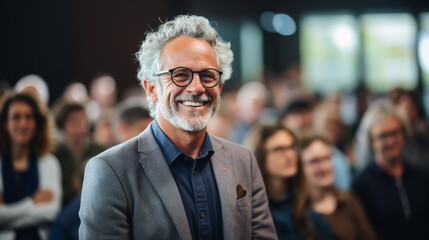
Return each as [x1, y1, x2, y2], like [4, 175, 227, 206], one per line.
[0, 93, 62, 240]
[300, 135, 376, 240]
[247, 124, 335, 240]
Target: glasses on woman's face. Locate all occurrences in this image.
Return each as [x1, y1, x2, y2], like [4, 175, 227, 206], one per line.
[266, 144, 298, 155]
[156, 66, 222, 88]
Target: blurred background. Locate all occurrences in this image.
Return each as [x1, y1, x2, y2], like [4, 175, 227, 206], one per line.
[2, 2, 429, 238]
[1, 0, 428, 109]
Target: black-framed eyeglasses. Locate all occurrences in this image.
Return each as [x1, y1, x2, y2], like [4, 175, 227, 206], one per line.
[372, 128, 403, 142]
[156, 66, 222, 88]
[266, 144, 298, 155]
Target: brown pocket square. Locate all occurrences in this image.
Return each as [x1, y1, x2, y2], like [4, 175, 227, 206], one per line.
[237, 184, 247, 199]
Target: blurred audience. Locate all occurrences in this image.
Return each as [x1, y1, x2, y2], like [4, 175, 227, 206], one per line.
[14, 74, 50, 113]
[0, 93, 62, 240]
[207, 89, 238, 139]
[300, 135, 376, 240]
[48, 160, 88, 240]
[230, 82, 271, 144]
[0, 80, 12, 103]
[351, 102, 429, 239]
[353, 99, 393, 172]
[313, 99, 352, 190]
[86, 73, 118, 123]
[62, 82, 90, 104]
[391, 89, 429, 173]
[247, 124, 335, 240]
[279, 98, 314, 138]
[53, 102, 105, 206]
[115, 104, 152, 143]
[92, 109, 116, 147]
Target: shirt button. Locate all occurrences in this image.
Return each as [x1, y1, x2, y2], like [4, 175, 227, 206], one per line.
[200, 211, 206, 218]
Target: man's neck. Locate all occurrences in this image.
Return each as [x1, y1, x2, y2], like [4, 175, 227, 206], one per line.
[157, 116, 206, 159]
[376, 156, 403, 178]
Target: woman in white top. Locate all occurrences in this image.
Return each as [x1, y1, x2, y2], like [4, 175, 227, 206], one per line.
[0, 93, 62, 240]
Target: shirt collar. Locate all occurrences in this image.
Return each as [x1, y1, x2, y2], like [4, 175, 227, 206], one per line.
[370, 157, 412, 179]
[151, 120, 214, 165]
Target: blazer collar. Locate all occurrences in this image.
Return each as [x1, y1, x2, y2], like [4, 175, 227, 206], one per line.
[137, 122, 192, 240]
[210, 136, 239, 239]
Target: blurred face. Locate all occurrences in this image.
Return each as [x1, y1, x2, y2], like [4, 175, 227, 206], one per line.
[6, 101, 36, 146]
[301, 140, 334, 189]
[63, 110, 89, 144]
[282, 110, 313, 133]
[264, 130, 298, 179]
[118, 118, 152, 143]
[145, 36, 223, 132]
[370, 115, 405, 165]
[396, 95, 418, 123]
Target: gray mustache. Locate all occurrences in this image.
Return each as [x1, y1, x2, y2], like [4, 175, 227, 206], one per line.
[175, 94, 212, 102]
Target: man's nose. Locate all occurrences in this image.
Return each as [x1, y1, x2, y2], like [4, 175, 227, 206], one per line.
[186, 73, 206, 94]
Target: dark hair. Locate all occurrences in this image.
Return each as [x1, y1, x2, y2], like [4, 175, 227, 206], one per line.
[247, 124, 316, 239]
[0, 93, 54, 156]
[120, 106, 151, 126]
[300, 135, 333, 152]
[280, 99, 313, 118]
[55, 102, 86, 130]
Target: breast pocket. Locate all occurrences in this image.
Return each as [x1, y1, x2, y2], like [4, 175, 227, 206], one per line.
[236, 194, 249, 208]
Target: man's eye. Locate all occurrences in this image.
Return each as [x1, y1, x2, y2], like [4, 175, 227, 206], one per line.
[201, 74, 215, 80]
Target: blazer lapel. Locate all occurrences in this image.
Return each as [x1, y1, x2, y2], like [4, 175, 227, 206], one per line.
[137, 124, 191, 240]
[210, 137, 238, 239]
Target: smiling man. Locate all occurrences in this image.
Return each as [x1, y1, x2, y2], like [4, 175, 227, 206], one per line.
[79, 15, 276, 240]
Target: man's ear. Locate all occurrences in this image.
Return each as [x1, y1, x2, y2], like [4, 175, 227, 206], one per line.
[143, 80, 158, 103]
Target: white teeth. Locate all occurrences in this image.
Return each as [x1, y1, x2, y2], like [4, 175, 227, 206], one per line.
[182, 101, 204, 107]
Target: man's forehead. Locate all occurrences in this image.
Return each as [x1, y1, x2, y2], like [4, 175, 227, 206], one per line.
[371, 115, 402, 133]
[161, 36, 217, 65]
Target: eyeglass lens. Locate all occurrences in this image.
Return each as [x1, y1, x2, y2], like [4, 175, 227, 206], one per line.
[171, 67, 220, 87]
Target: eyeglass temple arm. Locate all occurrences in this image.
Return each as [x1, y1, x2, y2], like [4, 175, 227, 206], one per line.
[156, 70, 170, 76]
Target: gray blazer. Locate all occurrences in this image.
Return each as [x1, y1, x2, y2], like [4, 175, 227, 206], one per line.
[79, 123, 277, 239]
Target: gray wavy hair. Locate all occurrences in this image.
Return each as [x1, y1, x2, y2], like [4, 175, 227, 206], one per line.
[135, 15, 234, 117]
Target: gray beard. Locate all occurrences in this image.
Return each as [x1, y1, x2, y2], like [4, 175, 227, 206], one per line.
[157, 86, 219, 132]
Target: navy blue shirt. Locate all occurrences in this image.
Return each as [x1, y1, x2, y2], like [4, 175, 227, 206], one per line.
[352, 161, 429, 240]
[152, 121, 223, 240]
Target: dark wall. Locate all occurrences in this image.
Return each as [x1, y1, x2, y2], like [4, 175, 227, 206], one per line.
[0, 0, 77, 103]
[0, 0, 175, 104]
[76, 0, 171, 100]
[1, 0, 428, 104]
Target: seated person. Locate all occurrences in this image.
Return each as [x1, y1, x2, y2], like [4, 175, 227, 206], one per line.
[54, 102, 105, 206]
[352, 103, 429, 239]
[247, 124, 335, 240]
[300, 135, 376, 240]
[0, 93, 62, 240]
[115, 104, 152, 143]
[49, 160, 88, 240]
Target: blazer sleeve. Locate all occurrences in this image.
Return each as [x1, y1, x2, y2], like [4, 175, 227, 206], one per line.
[249, 151, 278, 240]
[79, 157, 131, 240]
